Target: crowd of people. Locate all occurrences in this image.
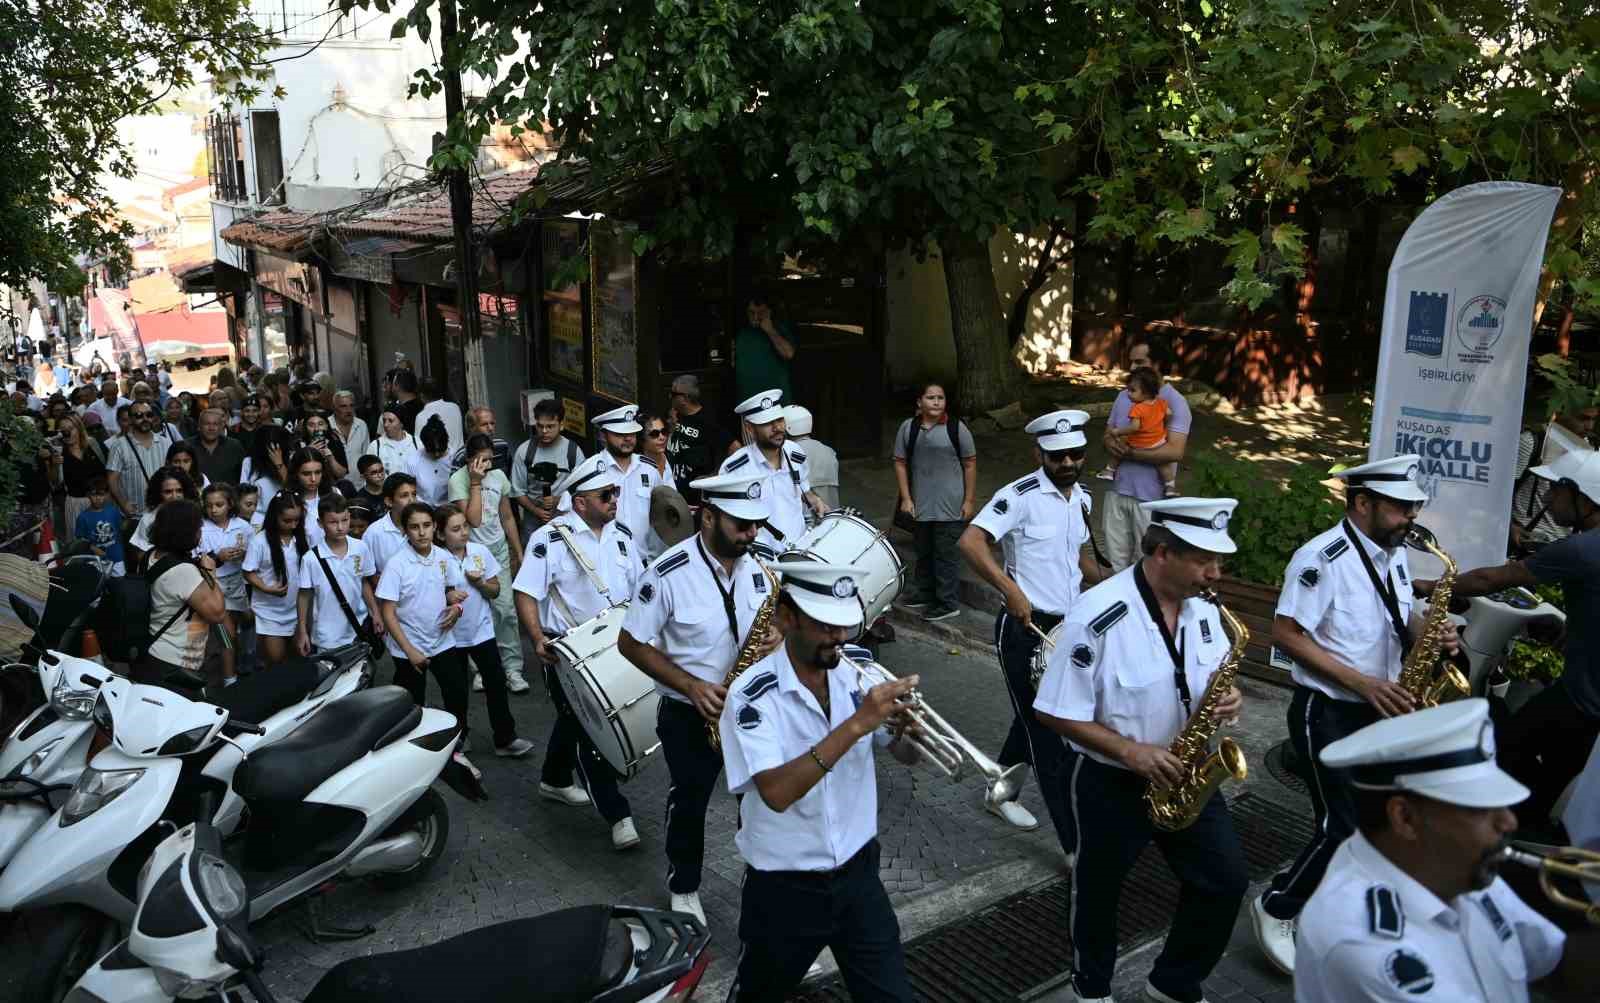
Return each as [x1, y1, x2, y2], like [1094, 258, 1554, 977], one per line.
[9, 323, 1600, 1003]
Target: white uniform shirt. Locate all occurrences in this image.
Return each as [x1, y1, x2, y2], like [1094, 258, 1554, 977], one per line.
[622, 535, 769, 702]
[300, 492, 325, 549]
[201, 517, 252, 577]
[512, 512, 640, 634]
[557, 450, 658, 545]
[238, 459, 282, 514]
[1270, 521, 1413, 702]
[1296, 832, 1564, 1003]
[407, 451, 453, 505]
[375, 543, 466, 659]
[719, 442, 812, 550]
[364, 513, 407, 574]
[296, 538, 374, 650]
[721, 645, 888, 871]
[242, 532, 304, 627]
[969, 470, 1092, 616]
[1034, 563, 1230, 768]
[447, 541, 499, 647]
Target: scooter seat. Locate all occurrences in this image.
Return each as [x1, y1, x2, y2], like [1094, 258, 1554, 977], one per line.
[234, 686, 421, 805]
[207, 657, 323, 726]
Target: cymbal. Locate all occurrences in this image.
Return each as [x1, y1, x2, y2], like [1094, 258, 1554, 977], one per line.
[649, 485, 694, 547]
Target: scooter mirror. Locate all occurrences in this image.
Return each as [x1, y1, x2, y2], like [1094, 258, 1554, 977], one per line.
[8, 595, 40, 630]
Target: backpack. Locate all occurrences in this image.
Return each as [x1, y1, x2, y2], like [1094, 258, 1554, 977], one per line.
[903, 418, 962, 473]
[95, 554, 194, 664]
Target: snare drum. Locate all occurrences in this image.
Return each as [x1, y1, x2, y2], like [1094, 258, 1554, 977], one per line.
[551, 603, 660, 778]
[781, 512, 905, 628]
[1029, 620, 1067, 690]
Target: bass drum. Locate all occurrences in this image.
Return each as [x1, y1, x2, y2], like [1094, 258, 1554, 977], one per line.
[781, 512, 905, 630]
[551, 604, 660, 779]
[1029, 619, 1068, 690]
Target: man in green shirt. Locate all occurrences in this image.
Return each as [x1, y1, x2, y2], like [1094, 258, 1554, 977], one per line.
[734, 295, 796, 405]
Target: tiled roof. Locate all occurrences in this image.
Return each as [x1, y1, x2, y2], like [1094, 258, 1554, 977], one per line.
[219, 207, 328, 254]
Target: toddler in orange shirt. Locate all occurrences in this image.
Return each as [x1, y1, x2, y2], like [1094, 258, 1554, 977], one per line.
[1099, 368, 1179, 496]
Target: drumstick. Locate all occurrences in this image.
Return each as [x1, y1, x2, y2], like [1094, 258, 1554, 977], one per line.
[1028, 622, 1055, 648]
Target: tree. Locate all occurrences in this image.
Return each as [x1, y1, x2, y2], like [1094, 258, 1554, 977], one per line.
[361, 0, 1089, 411]
[0, 0, 274, 293]
[1015, 1, 1600, 314]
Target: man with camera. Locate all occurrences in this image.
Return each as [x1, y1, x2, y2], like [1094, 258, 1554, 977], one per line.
[512, 397, 587, 532]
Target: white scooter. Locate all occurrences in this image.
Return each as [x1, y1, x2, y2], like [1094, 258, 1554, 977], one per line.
[1451, 585, 1566, 696]
[0, 647, 375, 1003]
[69, 821, 711, 1003]
[0, 649, 114, 874]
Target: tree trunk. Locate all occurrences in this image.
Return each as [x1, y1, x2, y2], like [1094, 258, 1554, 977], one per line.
[1533, 163, 1594, 327]
[1556, 302, 1576, 357]
[942, 234, 1023, 414]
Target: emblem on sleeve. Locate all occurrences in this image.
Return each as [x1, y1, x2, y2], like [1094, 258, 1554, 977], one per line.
[1070, 643, 1095, 669]
[532, 543, 547, 559]
[1383, 949, 1434, 995]
[737, 704, 762, 730]
[993, 498, 1009, 515]
[1298, 566, 1319, 588]
[638, 582, 655, 604]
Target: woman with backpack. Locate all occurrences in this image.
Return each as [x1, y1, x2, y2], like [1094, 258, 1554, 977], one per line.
[408, 414, 454, 505]
[137, 499, 225, 688]
[892, 381, 977, 623]
[364, 410, 419, 475]
[243, 493, 309, 667]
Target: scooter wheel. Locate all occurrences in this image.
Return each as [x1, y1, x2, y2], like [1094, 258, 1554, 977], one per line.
[19, 905, 120, 1003]
[373, 788, 450, 889]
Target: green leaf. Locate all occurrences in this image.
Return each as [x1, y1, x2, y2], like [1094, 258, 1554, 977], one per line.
[1390, 144, 1428, 174]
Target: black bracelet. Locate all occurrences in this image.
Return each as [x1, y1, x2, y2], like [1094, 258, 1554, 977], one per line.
[809, 746, 831, 773]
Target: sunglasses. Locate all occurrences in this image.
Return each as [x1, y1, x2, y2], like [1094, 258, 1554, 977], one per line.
[131, 411, 156, 419]
[644, 428, 667, 438]
[1045, 448, 1087, 463]
[593, 488, 619, 502]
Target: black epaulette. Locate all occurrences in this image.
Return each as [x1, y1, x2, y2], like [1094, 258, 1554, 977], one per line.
[615, 522, 633, 538]
[724, 453, 751, 472]
[1366, 884, 1404, 939]
[786, 446, 807, 465]
[1322, 537, 1350, 561]
[1089, 601, 1128, 636]
[653, 551, 690, 577]
[740, 670, 780, 700]
[1477, 895, 1513, 942]
[1014, 476, 1041, 495]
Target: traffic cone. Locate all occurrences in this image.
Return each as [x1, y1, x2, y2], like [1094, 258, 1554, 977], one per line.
[78, 628, 102, 662]
[33, 518, 56, 565]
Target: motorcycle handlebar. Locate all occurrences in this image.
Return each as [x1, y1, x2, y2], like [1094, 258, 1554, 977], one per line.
[223, 719, 265, 737]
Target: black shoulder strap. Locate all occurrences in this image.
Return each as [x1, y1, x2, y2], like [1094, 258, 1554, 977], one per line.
[566, 436, 579, 469]
[1083, 501, 1112, 569]
[946, 418, 960, 453]
[144, 555, 194, 646]
[315, 546, 371, 643]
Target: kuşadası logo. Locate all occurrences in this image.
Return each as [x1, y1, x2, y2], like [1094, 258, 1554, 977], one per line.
[1455, 293, 1507, 361]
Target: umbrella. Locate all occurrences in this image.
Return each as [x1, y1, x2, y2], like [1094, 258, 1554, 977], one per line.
[143, 340, 206, 359]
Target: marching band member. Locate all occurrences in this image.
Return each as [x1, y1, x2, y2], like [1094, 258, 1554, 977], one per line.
[959, 409, 1104, 840]
[1253, 455, 1457, 974]
[558, 403, 659, 543]
[617, 470, 781, 924]
[1035, 498, 1248, 1003]
[1295, 699, 1600, 1002]
[512, 454, 642, 849]
[720, 389, 827, 553]
[720, 562, 921, 1002]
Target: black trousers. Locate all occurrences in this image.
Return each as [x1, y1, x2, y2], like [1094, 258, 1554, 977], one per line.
[1068, 757, 1248, 1001]
[458, 638, 519, 748]
[1501, 679, 1600, 829]
[394, 648, 471, 740]
[540, 662, 631, 825]
[657, 696, 723, 894]
[1260, 687, 1379, 920]
[910, 520, 964, 609]
[994, 610, 1075, 852]
[730, 840, 913, 1003]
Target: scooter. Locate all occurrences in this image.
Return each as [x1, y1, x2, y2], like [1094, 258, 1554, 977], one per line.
[0, 647, 374, 1003]
[69, 821, 711, 1003]
[1450, 585, 1566, 696]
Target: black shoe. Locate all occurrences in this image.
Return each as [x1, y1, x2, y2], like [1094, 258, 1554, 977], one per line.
[923, 604, 961, 622]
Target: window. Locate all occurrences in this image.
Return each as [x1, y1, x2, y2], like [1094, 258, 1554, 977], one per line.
[206, 113, 248, 203]
[252, 111, 285, 205]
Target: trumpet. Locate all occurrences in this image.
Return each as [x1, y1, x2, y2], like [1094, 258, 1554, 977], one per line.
[1496, 844, 1600, 924]
[844, 650, 1024, 805]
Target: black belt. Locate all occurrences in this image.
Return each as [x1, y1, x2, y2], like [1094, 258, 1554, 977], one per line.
[748, 838, 877, 880]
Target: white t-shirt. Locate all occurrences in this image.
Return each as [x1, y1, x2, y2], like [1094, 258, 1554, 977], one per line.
[448, 542, 499, 648]
[365, 433, 419, 474]
[375, 544, 466, 660]
[201, 517, 253, 577]
[407, 452, 453, 506]
[146, 560, 207, 670]
[297, 538, 375, 650]
[242, 531, 304, 630]
[447, 468, 512, 548]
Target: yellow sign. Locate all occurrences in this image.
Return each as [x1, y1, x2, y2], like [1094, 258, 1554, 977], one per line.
[562, 397, 587, 437]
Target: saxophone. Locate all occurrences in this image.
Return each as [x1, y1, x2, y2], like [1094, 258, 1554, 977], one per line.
[706, 560, 781, 752]
[1144, 589, 1250, 832]
[1396, 525, 1470, 708]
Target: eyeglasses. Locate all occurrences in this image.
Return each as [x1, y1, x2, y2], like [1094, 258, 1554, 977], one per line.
[1045, 448, 1087, 463]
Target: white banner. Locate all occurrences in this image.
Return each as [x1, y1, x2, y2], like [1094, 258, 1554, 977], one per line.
[1370, 182, 1561, 573]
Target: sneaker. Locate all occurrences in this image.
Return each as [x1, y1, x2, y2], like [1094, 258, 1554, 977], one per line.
[899, 596, 932, 611]
[494, 738, 534, 758]
[1162, 484, 1180, 498]
[539, 782, 592, 806]
[1145, 980, 1208, 1003]
[1064, 985, 1113, 1003]
[472, 672, 484, 692]
[505, 670, 531, 694]
[611, 817, 641, 850]
[669, 892, 706, 925]
[923, 604, 961, 623]
[984, 794, 1040, 830]
[1249, 895, 1297, 975]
